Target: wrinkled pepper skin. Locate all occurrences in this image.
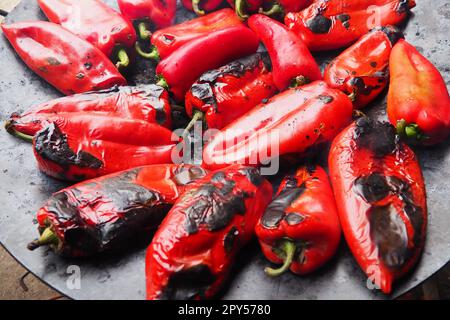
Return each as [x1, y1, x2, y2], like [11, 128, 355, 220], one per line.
[329, 118, 427, 294]
[285, 0, 416, 51]
[185, 53, 277, 130]
[146, 166, 273, 300]
[28, 164, 208, 257]
[325, 26, 403, 109]
[248, 14, 322, 90]
[38, 0, 137, 63]
[255, 165, 341, 276]
[228, 0, 313, 19]
[33, 116, 176, 181]
[387, 39, 450, 145]
[118, 0, 177, 30]
[6, 85, 172, 140]
[157, 26, 259, 102]
[203, 81, 353, 170]
[182, 0, 224, 16]
[1, 21, 126, 95]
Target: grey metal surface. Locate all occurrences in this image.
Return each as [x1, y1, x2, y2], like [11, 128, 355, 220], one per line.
[0, 0, 449, 300]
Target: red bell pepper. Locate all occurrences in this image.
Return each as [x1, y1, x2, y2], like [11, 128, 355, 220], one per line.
[28, 164, 208, 257]
[248, 14, 322, 90]
[156, 25, 260, 102]
[324, 26, 403, 109]
[38, 0, 137, 68]
[387, 39, 450, 145]
[285, 0, 416, 51]
[185, 53, 277, 130]
[146, 165, 273, 300]
[203, 81, 353, 170]
[256, 165, 341, 276]
[182, 0, 224, 16]
[33, 116, 176, 181]
[6, 84, 172, 141]
[229, 0, 313, 19]
[1, 21, 126, 95]
[329, 118, 427, 294]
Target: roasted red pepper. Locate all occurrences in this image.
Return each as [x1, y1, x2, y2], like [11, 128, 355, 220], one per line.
[38, 0, 137, 68]
[146, 165, 273, 300]
[229, 0, 313, 19]
[387, 39, 450, 145]
[6, 84, 172, 141]
[248, 14, 322, 90]
[329, 118, 427, 294]
[203, 81, 353, 170]
[27, 164, 208, 257]
[33, 116, 176, 181]
[156, 25, 259, 102]
[1, 21, 126, 95]
[324, 26, 403, 109]
[185, 53, 277, 130]
[256, 165, 341, 276]
[136, 9, 243, 61]
[285, 0, 416, 51]
[182, 0, 224, 16]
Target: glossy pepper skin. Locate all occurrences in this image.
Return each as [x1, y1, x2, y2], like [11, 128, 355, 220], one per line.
[38, 0, 137, 68]
[285, 0, 416, 51]
[228, 0, 313, 19]
[248, 14, 322, 90]
[256, 165, 341, 276]
[1, 21, 126, 95]
[27, 164, 208, 257]
[387, 39, 450, 145]
[203, 81, 353, 170]
[156, 26, 259, 102]
[329, 118, 427, 294]
[185, 53, 277, 130]
[146, 165, 273, 300]
[182, 0, 224, 16]
[6, 85, 172, 141]
[33, 116, 176, 182]
[325, 26, 403, 109]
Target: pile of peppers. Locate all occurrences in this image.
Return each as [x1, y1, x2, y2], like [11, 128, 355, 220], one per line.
[2, 0, 449, 300]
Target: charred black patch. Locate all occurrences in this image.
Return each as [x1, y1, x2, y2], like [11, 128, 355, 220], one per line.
[224, 227, 239, 253]
[239, 167, 264, 186]
[337, 14, 350, 29]
[285, 213, 305, 226]
[397, 0, 412, 13]
[318, 95, 334, 104]
[354, 174, 390, 203]
[370, 61, 378, 68]
[354, 118, 397, 156]
[160, 265, 216, 300]
[173, 166, 208, 186]
[306, 14, 332, 34]
[375, 26, 404, 46]
[191, 83, 217, 110]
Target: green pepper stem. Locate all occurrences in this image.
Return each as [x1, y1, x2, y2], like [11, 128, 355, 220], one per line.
[156, 76, 169, 90]
[115, 48, 130, 69]
[4, 121, 34, 142]
[348, 90, 357, 102]
[235, 0, 249, 19]
[396, 119, 427, 141]
[27, 227, 58, 251]
[290, 75, 309, 88]
[137, 22, 152, 41]
[265, 240, 296, 277]
[135, 42, 160, 61]
[259, 3, 284, 16]
[193, 0, 206, 15]
[183, 110, 204, 137]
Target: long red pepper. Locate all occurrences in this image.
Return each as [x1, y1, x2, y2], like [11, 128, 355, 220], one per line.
[285, 0, 416, 51]
[182, 0, 224, 16]
[387, 39, 450, 145]
[256, 165, 341, 276]
[248, 14, 322, 90]
[38, 0, 137, 68]
[329, 118, 427, 294]
[146, 165, 273, 300]
[1, 21, 126, 95]
[203, 81, 353, 170]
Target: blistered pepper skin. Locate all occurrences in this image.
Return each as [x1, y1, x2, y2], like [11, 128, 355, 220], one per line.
[29, 164, 208, 257]
[146, 166, 273, 300]
[324, 26, 403, 109]
[1, 21, 126, 95]
[329, 118, 427, 294]
[118, 0, 177, 30]
[387, 39, 450, 145]
[256, 165, 341, 276]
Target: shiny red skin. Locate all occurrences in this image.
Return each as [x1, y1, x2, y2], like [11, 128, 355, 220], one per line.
[38, 0, 137, 58]
[202, 81, 354, 170]
[118, 0, 177, 29]
[146, 165, 273, 300]
[324, 27, 401, 109]
[329, 119, 427, 294]
[248, 14, 322, 91]
[185, 54, 278, 130]
[278, 0, 313, 13]
[387, 39, 450, 145]
[156, 26, 259, 102]
[151, 9, 243, 61]
[256, 165, 341, 275]
[33, 115, 177, 181]
[1, 21, 126, 95]
[7, 85, 172, 137]
[182, 0, 224, 13]
[285, 0, 416, 51]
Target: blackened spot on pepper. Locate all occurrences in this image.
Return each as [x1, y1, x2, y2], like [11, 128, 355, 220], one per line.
[306, 14, 332, 34]
[239, 167, 264, 186]
[191, 83, 217, 111]
[354, 174, 390, 203]
[47, 57, 61, 66]
[397, 0, 412, 13]
[285, 213, 305, 226]
[224, 227, 239, 253]
[84, 62, 92, 70]
[354, 118, 397, 156]
[318, 95, 334, 104]
[376, 26, 404, 45]
[370, 61, 378, 68]
[337, 14, 350, 29]
[306, 163, 316, 175]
